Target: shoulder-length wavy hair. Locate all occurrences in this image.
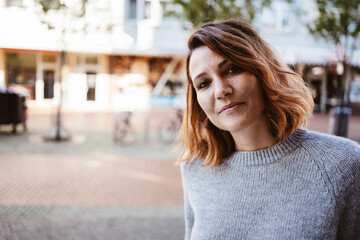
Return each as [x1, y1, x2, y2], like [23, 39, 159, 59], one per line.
[178, 19, 314, 168]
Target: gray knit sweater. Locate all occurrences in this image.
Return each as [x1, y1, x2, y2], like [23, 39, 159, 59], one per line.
[181, 129, 360, 240]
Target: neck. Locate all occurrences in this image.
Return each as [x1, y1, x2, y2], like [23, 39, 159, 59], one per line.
[231, 116, 275, 151]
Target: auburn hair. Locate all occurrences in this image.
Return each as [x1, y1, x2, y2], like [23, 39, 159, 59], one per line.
[178, 19, 314, 168]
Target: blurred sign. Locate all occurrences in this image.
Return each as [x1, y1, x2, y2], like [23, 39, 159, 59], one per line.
[150, 95, 185, 109]
[350, 82, 360, 103]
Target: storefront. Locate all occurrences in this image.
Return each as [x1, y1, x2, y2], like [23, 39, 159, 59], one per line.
[0, 49, 111, 110]
[0, 49, 58, 101]
[66, 53, 110, 110]
[109, 55, 185, 111]
[297, 63, 360, 114]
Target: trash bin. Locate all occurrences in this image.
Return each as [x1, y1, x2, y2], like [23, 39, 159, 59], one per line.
[0, 92, 27, 133]
[331, 105, 351, 138]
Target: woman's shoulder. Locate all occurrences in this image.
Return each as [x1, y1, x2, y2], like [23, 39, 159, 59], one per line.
[301, 129, 360, 157]
[300, 129, 360, 191]
[180, 158, 204, 173]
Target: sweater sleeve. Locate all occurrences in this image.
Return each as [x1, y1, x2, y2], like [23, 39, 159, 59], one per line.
[336, 156, 360, 239]
[181, 163, 194, 240]
[184, 187, 194, 240]
[330, 141, 360, 239]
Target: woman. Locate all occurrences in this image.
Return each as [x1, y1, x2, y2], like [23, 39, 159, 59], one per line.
[179, 19, 360, 240]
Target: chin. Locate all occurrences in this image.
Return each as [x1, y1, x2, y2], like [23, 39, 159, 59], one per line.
[218, 124, 246, 133]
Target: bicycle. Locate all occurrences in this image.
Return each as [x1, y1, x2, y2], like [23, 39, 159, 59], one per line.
[158, 108, 183, 144]
[114, 111, 136, 145]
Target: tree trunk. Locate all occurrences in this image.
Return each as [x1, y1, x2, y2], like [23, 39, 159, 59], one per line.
[43, 50, 71, 141]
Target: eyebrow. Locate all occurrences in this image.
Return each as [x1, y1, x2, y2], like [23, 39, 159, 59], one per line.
[193, 72, 207, 82]
[193, 59, 229, 82]
[218, 59, 228, 69]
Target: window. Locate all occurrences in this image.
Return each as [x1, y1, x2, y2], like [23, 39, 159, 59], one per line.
[85, 56, 98, 65]
[5, 52, 36, 99]
[5, 0, 23, 7]
[144, 0, 151, 19]
[261, 8, 277, 30]
[42, 54, 56, 63]
[280, 10, 292, 32]
[260, 2, 294, 33]
[77, 55, 98, 65]
[159, 0, 167, 19]
[129, 0, 137, 19]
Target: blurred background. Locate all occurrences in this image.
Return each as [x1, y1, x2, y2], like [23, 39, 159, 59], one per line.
[0, 0, 359, 239]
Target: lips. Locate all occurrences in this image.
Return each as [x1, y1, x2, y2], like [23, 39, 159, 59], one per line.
[219, 102, 246, 114]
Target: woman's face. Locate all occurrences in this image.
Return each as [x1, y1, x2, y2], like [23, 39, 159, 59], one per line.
[189, 46, 266, 136]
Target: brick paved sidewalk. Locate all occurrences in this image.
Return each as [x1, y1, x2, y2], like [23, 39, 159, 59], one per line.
[0, 213, 184, 240]
[0, 154, 182, 206]
[0, 108, 186, 239]
[0, 152, 184, 239]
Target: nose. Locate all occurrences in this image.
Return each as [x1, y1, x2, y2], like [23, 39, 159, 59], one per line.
[214, 76, 232, 99]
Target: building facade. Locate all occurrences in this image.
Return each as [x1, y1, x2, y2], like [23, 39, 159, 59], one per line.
[0, 0, 359, 112]
[0, 0, 188, 112]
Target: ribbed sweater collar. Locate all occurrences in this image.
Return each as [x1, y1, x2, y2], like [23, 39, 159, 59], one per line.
[226, 128, 308, 166]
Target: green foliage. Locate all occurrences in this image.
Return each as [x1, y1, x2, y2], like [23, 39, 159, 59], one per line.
[307, 0, 360, 108]
[308, 0, 360, 46]
[37, 0, 117, 35]
[164, 0, 272, 29]
[36, 0, 88, 16]
[37, 0, 65, 13]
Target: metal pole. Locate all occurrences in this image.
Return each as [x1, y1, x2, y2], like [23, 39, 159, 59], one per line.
[332, 63, 351, 138]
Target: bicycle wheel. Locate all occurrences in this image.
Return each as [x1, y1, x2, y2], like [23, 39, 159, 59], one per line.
[114, 120, 136, 145]
[158, 118, 180, 144]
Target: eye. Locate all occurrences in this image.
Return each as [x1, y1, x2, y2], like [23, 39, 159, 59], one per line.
[227, 66, 235, 74]
[196, 80, 211, 90]
[225, 65, 244, 75]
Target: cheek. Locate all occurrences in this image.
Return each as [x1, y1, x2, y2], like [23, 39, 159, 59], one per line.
[254, 86, 265, 110]
[196, 93, 213, 115]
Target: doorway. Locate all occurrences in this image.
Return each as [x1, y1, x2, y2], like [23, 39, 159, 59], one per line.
[86, 71, 96, 101]
[43, 70, 55, 99]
